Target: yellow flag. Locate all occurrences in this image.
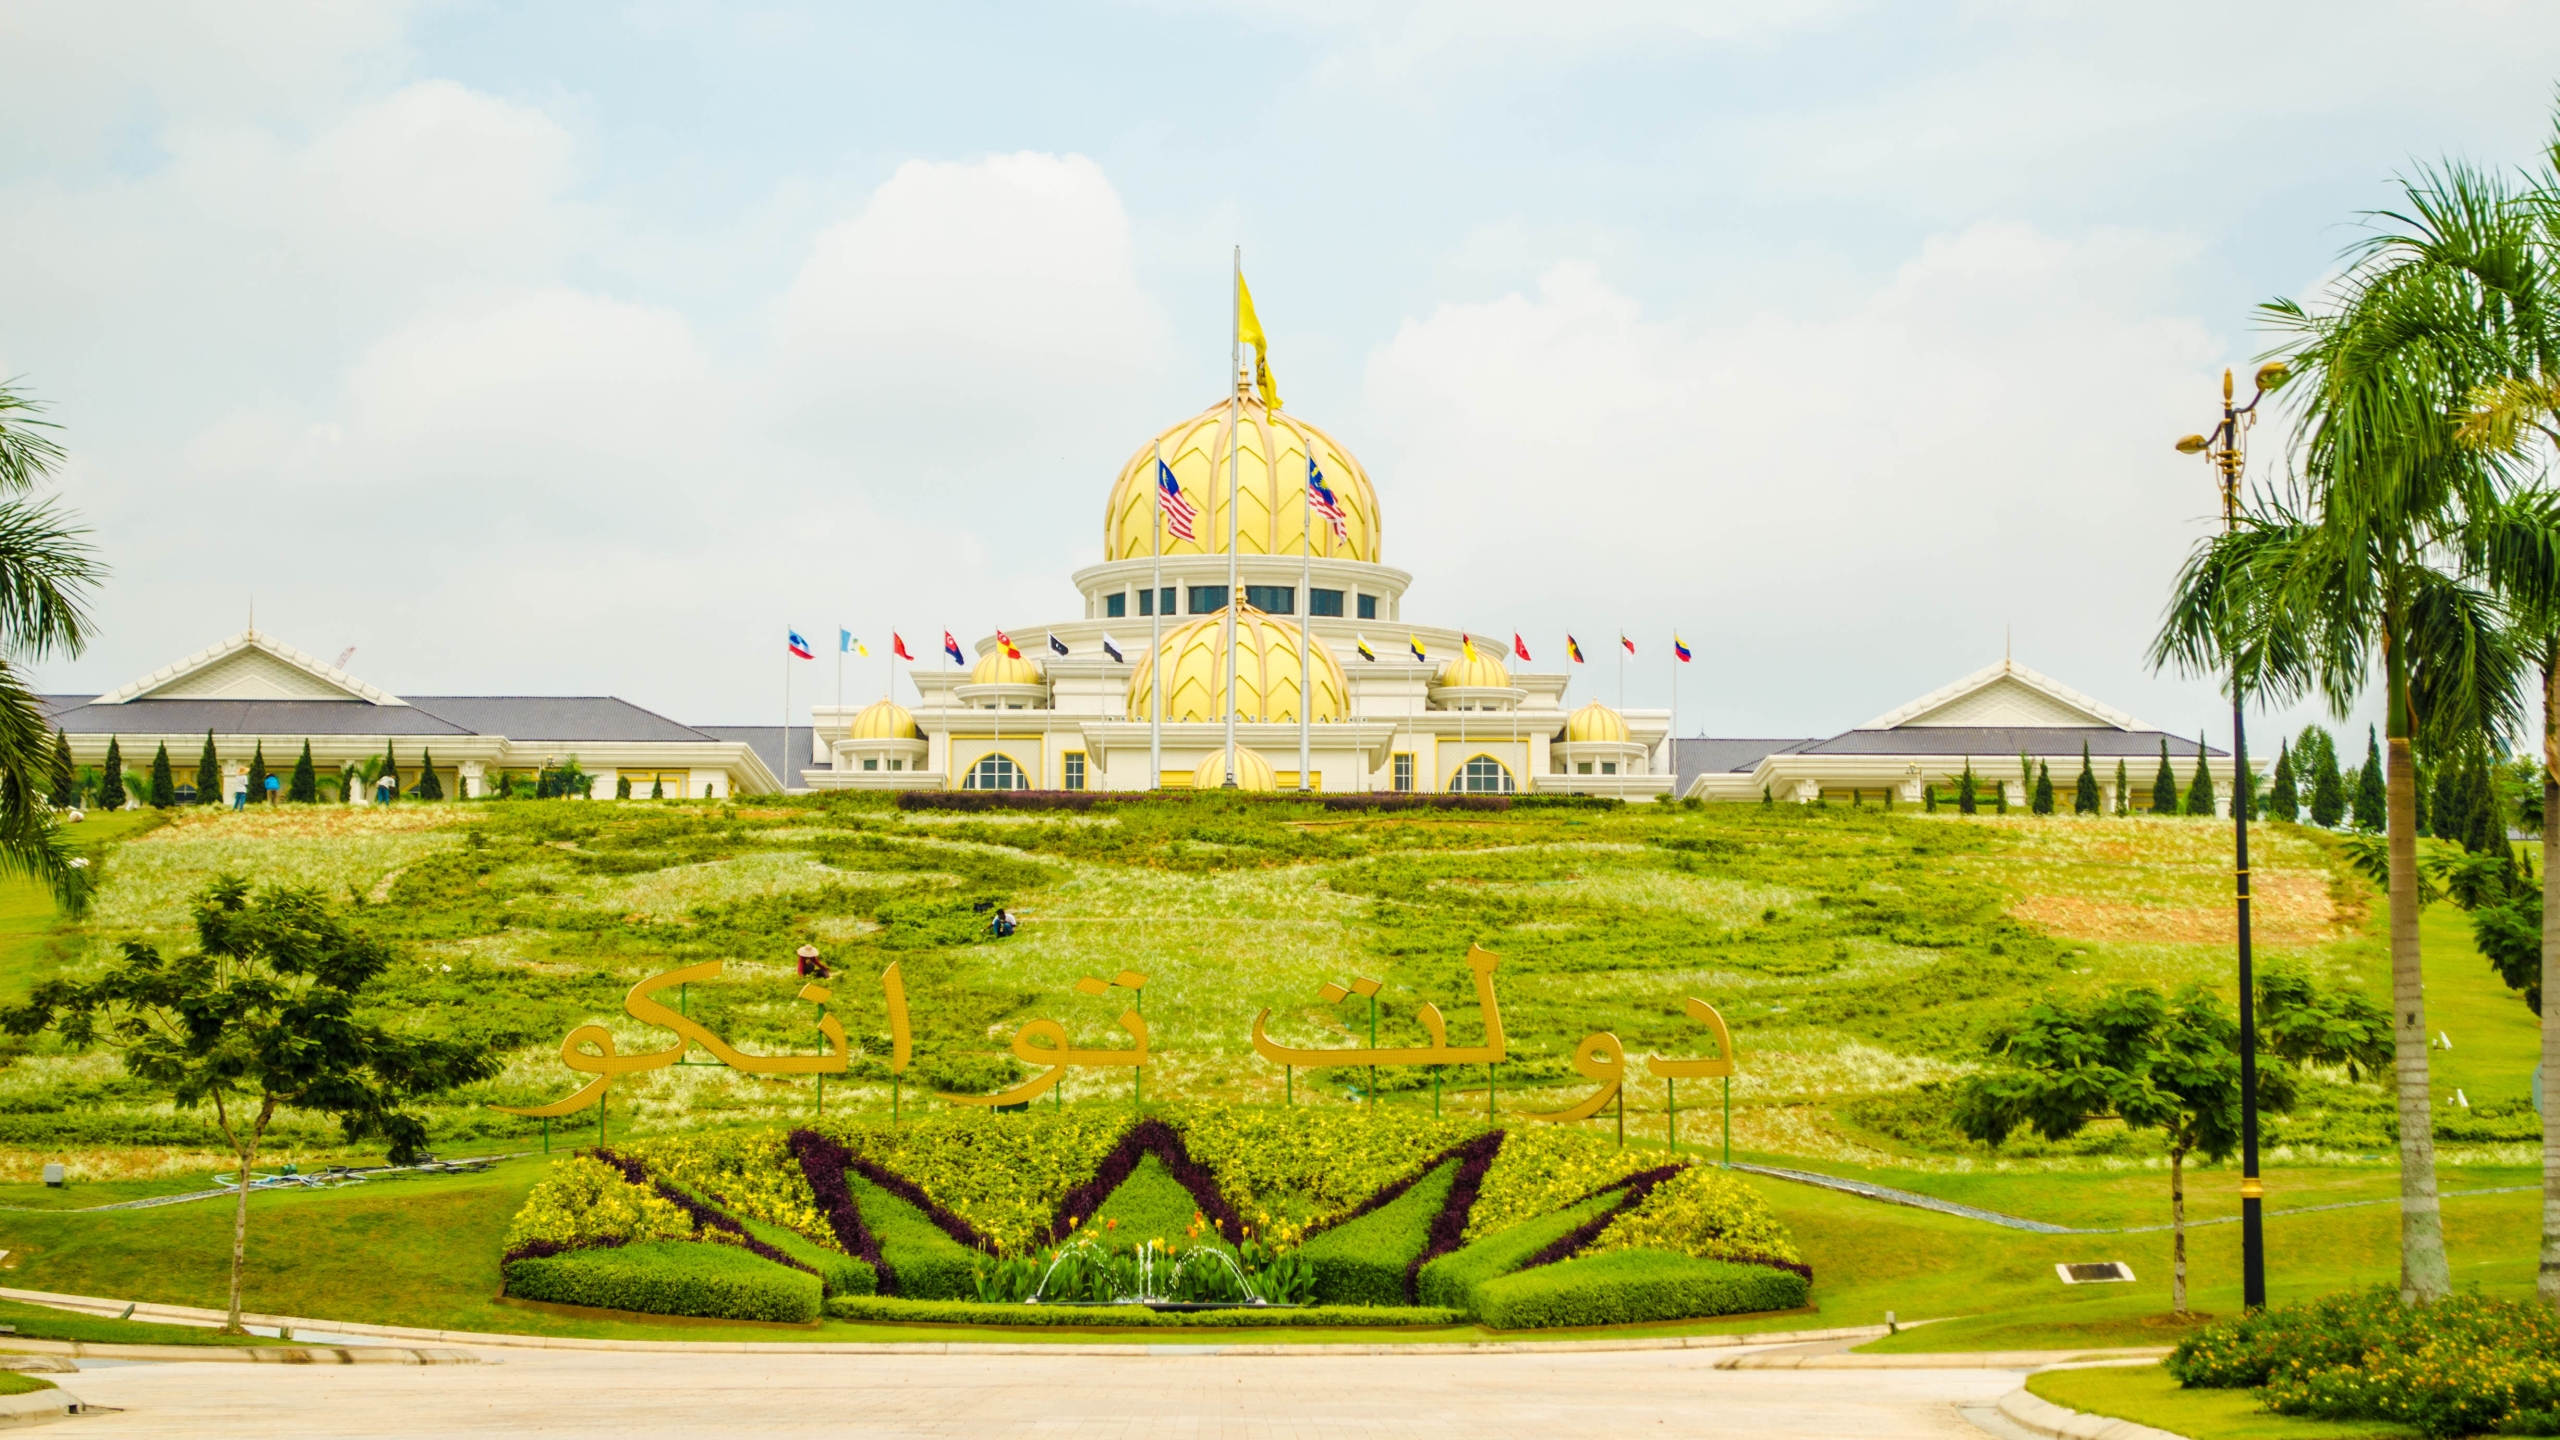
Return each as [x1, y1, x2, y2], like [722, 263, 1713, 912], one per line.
[1237, 272, 1282, 411]
[1461, 633, 1478, 662]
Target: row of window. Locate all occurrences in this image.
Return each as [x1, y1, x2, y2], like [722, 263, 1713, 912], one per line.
[1103, 586, 1378, 620]
[958, 750, 1511, 793]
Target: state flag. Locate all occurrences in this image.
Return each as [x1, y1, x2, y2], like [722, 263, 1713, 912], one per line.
[1101, 634, 1125, 663]
[787, 630, 814, 660]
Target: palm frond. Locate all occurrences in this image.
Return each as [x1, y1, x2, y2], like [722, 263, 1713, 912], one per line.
[0, 385, 64, 496]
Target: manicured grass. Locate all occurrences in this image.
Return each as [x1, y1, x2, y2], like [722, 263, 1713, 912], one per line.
[1085, 1153, 1214, 1249]
[2029, 1363, 2419, 1439]
[0, 1372, 54, 1395]
[0, 809, 161, 1002]
[0, 1296, 264, 1346]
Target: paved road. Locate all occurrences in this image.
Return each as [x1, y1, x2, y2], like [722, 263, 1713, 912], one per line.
[48, 1347, 2021, 1438]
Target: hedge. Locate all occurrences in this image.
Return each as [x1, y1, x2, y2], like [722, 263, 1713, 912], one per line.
[1417, 1190, 1622, 1314]
[1471, 1248, 1808, 1330]
[1299, 1159, 1455, 1306]
[852, 1174, 981, 1299]
[1080, 1152, 1221, 1250]
[826, 1296, 1463, 1328]
[739, 1213, 876, 1298]
[2169, 1288, 2560, 1438]
[504, 1239, 822, 1323]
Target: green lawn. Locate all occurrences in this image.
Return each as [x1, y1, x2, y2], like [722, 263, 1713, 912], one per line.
[0, 1373, 54, 1396]
[2030, 1364, 2417, 1440]
[0, 809, 160, 1003]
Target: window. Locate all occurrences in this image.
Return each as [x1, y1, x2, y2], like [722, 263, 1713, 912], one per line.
[1063, 753, 1086, 791]
[1188, 585, 1229, 615]
[1357, 593, 1378, 620]
[862, 758, 879, 771]
[1244, 584, 1294, 614]
[1309, 588, 1344, 617]
[1452, 755, 1515, 794]
[1137, 586, 1177, 617]
[1392, 753, 1414, 793]
[1105, 592, 1127, 618]
[888, 759, 903, 771]
[964, 755, 1028, 790]
[1577, 761, 1592, 774]
[1601, 761, 1618, 775]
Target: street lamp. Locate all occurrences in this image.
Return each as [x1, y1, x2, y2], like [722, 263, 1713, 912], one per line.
[2175, 359, 2286, 1311]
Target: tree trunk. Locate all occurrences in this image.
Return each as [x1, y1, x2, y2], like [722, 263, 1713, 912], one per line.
[2388, 634, 2451, 1303]
[2541, 649, 2560, 1311]
[2171, 1144, 2188, 1319]
[214, 1096, 273, 1336]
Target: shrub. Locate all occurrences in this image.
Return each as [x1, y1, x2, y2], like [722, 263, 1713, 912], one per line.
[149, 743, 174, 808]
[2152, 739, 2178, 815]
[505, 1239, 821, 1323]
[2169, 1288, 2560, 1439]
[854, 1173, 982, 1299]
[501, 1155, 696, 1254]
[1590, 1166, 1805, 1272]
[1081, 1152, 1217, 1250]
[417, 749, 445, 801]
[1471, 1247, 1807, 1330]
[620, 1130, 831, 1240]
[1463, 1126, 1660, 1242]
[825, 1296, 1461, 1328]
[740, 1213, 875, 1297]
[2186, 734, 2215, 817]
[1300, 1158, 1455, 1305]
[244, 742, 265, 806]
[48, 729, 74, 809]
[1170, 1103, 1480, 1244]
[99, 738, 124, 810]
[1417, 1189, 1620, 1313]
[194, 731, 219, 807]
[816, 1110, 1130, 1254]
[288, 742, 316, 803]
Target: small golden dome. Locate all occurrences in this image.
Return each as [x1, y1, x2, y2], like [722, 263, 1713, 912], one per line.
[1102, 388, 1381, 563]
[1126, 607, 1349, 722]
[1563, 699, 1629, 743]
[970, 650, 1044, 686]
[1201, 745, 1278, 792]
[1435, 645, 1511, 690]
[848, 699, 920, 741]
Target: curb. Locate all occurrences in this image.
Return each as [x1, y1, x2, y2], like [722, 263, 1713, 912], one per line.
[1997, 1387, 2190, 1440]
[0, 1288, 1895, 1357]
[1719, 1348, 2169, 1371]
[0, 1338, 477, 1366]
[0, 1388, 82, 1428]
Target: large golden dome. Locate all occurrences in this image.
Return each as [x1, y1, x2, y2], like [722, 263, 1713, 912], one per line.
[970, 651, 1043, 686]
[1563, 699, 1629, 743]
[1201, 745, 1278, 792]
[1435, 646, 1512, 689]
[1125, 607, 1349, 722]
[849, 699, 920, 740]
[1102, 385, 1381, 563]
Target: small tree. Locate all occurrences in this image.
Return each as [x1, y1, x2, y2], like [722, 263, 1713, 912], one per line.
[415, 750, 444, 802]
[0, 879, 498, 1331]
[2032, 760, 2054, 815]
[2185, 735, 2215, 818]
[615, 775, 632, 800]
[98, 738, 125, 810]
[1994, 776, 2009, 813]
[2351, 726, 2386, 833]
[2309, 745, 2347, 829]
[1957, 759, 1978, 815]
[48, 730, 74, 809]
[2113, 759, 2129, 817]
[246, 743, 267, 805]
[2073, 744, 2099, 815]
[650, 777, 664, 800]
[379, 743, 401, 804]
[2269, 740, 2299, 822]
[195, 731, 219, 807]
[288, 742, 316, 803]
[148, 743, 174, 808]
[2151, 739, 2177, 816]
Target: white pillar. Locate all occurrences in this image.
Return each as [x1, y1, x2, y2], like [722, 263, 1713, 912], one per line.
[457, 761, 486, 799]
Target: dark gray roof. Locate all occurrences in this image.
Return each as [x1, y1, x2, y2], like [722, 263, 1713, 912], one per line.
[44, 698, 472, 737]
[407, 697, 714, 743]
[1794, 727, 2225, 759]
[699, 727, 813, 789]
[1674, 737, 1822, 795]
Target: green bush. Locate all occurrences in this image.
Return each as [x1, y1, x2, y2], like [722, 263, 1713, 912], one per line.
[738, 1214, 875, 1297]
[1299, 1159, 1455, 1306]
[1470, 1248, 1807, 1330]
[502, 1155, 695, 1252]
[1417, 1190, 1619, 1313]
[825, 1296, 1461, 1328]
[853, 1173, 980, 1300]
[1590, 1167, 1803, 1269]
[1084, 1153, 1217, 1250]
[504, 1239, 822, 1323]
[2169, 1288, 2560, 1438]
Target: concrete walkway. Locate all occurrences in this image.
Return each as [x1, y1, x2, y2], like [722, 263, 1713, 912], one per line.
[45, 1344, 2036, 1438]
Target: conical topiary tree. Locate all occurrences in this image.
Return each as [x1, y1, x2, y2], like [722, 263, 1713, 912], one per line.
[148, 742, 174, 808]
[339, 764, 358, 806]
[2073, 743, 2099, 815]
[2113, 759, 2129, 816]
[2184, 734, 2215, 818]
[2032, 760, 2054, 815]
[246, 742, 267, 805]
[99, 737, 125, 810]
[2151, 739, 2178, 816]
[649, 777, 664, 800]
[2269, 740, 2298, 822]
[379, 743, 400, 804]
[48, 729, 74, 809]
[288, 742, 316, 803]
[416, 750, 444, 801]
[1994, 772, 2010, 813]
[1957, 759, 1978, 815]
[2352, 726, 2386, 833]
[195, 730, 219, 806]
[2306, 731, 2346, 828]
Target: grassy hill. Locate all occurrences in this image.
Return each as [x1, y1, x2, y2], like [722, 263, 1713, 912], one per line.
[0, 792, 2528, 1178]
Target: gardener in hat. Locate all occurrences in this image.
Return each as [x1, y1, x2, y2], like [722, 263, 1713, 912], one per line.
[795, 944, 830, 980]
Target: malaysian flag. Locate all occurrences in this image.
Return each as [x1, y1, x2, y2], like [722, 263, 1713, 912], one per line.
[1306, 456, 1348, 541]
[1157, 456, 1198, 543]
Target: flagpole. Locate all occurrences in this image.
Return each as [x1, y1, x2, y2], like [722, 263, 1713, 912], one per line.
[1670, 630, 1678, 782]
[1299, 448, 1311, 793]
[1223, 244, 1242, 789]
[782, 638, 791, 797]
[1152, 443, 1165, 791]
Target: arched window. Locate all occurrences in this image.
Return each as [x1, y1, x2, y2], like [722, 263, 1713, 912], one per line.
[964, 755, 1028, 791]
[1451, 754, 1515, 794]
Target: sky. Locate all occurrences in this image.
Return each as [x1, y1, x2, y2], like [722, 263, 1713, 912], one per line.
[5, 1, 2560, 750]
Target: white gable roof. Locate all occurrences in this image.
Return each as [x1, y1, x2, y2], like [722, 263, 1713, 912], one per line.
[1860, 659, 2151, 732]
[94, 630, 407, 706]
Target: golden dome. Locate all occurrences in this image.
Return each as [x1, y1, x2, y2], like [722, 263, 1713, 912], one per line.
[1125, 607, 1349, 722]
[1435, 645, 1512, 689]
[970, 650, 1044, 686]
[1563, 699, 1629, 743]
[1200, 745, 1278, 792]
[1102, 386, 1381, 563]
[848, 699, 920, 741]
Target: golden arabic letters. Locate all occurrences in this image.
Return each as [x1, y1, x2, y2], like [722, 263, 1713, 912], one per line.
[1249, 944, 1508, 1070]
[1521, 1031, 1627, 1123]
[1646, 998, 1736, 1080]
[942, 972, 1150, 1108]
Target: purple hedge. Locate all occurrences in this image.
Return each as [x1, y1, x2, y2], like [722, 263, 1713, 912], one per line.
[785, 1130, 896, 1292]
[593, 1147, 819, 1280]
[1401, 1131, 1507, 1294]
[1517, 1164, 1813, 1283]
[1043, 1117, 1244, 1245]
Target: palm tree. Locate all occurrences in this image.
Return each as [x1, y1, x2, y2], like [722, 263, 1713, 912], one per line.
[2156, 155, 2560, 1305]
[0, 383, 101, 914]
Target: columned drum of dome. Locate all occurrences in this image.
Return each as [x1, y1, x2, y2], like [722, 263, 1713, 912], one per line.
[849, 699, 922, 741]
[1102, 384, 1382, 564]
[1201, 745, 1278, 793]
[1564, 700, 1631, 744]
[1125, 608, 1349, 724]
